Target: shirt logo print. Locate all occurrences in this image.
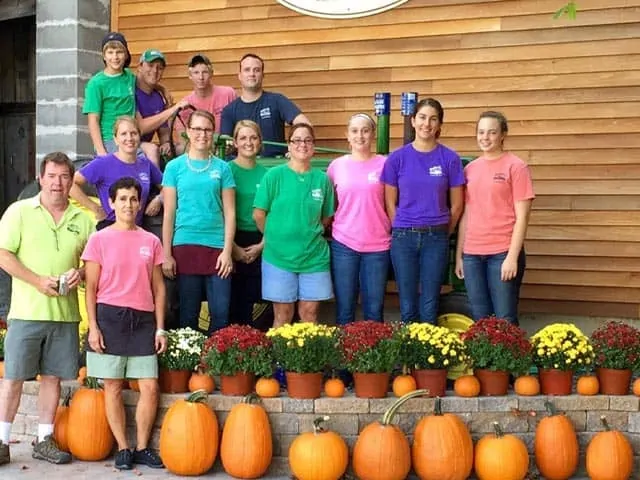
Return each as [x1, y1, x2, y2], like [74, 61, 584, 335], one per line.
[139, 172, 150, 183]
[139, 246, 151, 259]
[367, 171, 379, 183]
[210, 170, 221, 179]
[311, 188, 323, 201]
[259, 107, 272, 119]
[429, 166, 443, 177]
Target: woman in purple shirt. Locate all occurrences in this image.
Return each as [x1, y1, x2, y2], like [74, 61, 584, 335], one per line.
[381, 98, 465, 324]
[70, 115, 163, 230]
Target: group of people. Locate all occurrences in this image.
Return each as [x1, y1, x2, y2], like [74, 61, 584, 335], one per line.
[0, 29, 534, 471]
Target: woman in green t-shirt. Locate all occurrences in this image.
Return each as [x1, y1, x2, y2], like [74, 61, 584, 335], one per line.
[229, 120, 270, 330]
[253, 123, 335, 327]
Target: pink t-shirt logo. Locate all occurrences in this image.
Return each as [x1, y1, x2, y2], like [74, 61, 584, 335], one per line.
[367, 171, 379, 183]
[139, 246, 152, 259]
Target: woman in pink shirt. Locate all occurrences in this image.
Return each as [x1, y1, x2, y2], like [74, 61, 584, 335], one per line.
[455, 111, 535, 325]
[327, 113, 391, 324]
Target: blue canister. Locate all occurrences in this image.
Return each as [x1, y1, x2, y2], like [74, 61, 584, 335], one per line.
[401, 92, 418, 116]
[374, 92, 391, 116]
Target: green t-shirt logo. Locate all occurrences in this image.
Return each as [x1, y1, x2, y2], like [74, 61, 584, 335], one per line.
[311, 189, 323, 201]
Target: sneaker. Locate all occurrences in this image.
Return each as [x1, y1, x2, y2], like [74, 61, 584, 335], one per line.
[133, 448, 164, 468]
[32, 435, 71, 464]
[115, 448, 134, 470]
[0, 441, 9, 465]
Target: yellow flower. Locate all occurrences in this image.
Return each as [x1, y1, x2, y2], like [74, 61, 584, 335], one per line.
[428, 355, 435, 364]
[297, 338, 304, 347]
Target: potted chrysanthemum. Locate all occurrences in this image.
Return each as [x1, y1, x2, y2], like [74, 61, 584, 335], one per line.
[201, 324, 273, 396]
[399, 322, 466, 397]
[157, 327, 207, 393]
[591, 321, 640, 395]
[267, 323, 338, 399]
[339, 320, 401, 398]
[530, 323, 594, 395]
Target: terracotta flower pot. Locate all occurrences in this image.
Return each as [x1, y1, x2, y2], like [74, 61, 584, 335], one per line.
[286, 372, 323, 399]
[539, 368, 573, 395]
[353, 372, 390, 398]
[596, 367, 632, 395]
[412, 369, 447, 397]
[158, 368, 191, 394]
[474, 369, 510, 396]
[220, 372, 256, 396]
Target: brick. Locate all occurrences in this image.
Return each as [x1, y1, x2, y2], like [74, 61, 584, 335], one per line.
[17, 394, 38, 415]
[299, 414, 358, 436]
[517, 396, 547, 411]
[478, 396, 517, 412]
[11, 415, 27, 436]
[268, 413, 299, 434]
[274, 434, 297, 457]
[629, 412, 640, 433]
[209, 394, 245, 411]
[368, 397, 396, 414]
[609, 396, 640, 412]
[586, 411, 628, 431]
[565, 411, 587, 432]
[157, 392, 186, 409]
[369, 396, 435, 413]
[441, 397, 478, 412]
[577, 432, 596, 451]
[281, 398, 314, 413]
[265, 456, 290, 476]
[260, 398, 283, 413]
[552, 395, 609, 411]
[626, 433, 640, 452]
[395, 413, 429, 435]
[470, 412, 529, 433]
[22, 381, 41, 396]
[358, 414, 380, 433]
[315, 397, 369, 414]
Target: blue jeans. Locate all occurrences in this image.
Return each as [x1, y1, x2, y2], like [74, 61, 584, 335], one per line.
[462, 250, 526, 325]
[178, 273, 230, 335]
[330, 239, 390, 325]
[390, 227, 449, 324]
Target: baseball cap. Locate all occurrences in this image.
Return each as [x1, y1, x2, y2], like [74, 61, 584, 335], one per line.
[188, 53, 212, 68]
[140, 49, 166, 66]
[101, 31, 131, 68]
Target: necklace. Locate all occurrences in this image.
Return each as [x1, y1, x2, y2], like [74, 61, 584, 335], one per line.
[186, 156, 212, 173]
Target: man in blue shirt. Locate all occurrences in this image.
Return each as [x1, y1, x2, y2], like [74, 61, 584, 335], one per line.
[220, 54, 311, 157]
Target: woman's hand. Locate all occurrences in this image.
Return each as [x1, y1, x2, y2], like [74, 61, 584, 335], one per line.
[88, 327, 106, 354]
[155, 334, 168, 354]
[501, 255, 518, 282]
[162, 255, 177, 279]
[93, 204, 107, 222]
[145, 196, 162, 217]
[454, 257, 464, 280]
[216, 250, 234, 279]
[244, 243, 264, 264]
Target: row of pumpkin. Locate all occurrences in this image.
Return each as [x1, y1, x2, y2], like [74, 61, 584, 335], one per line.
[52, 380, 633, 480]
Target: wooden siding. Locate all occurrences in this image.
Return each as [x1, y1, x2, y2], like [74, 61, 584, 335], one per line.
[113, 0, 640, 318]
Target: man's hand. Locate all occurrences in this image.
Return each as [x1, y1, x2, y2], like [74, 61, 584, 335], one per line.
[159, 142, 171, 157]
[244, 243, 263, 264]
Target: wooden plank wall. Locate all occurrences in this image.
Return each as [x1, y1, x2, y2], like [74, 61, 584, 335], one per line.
[113, 0, 640, 319]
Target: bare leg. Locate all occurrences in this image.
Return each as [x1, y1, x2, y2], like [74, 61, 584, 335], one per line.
[272, 302, 295, 328]
[103, 379, 128, 451]
[134, 379, 159, 450]
[0, 379, 24, 423]
[298, 301, 319, 323]
[37, 376, 60, 425]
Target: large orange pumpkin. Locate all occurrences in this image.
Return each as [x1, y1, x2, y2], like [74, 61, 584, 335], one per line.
[586, 416, 633, 480]
[53, 391, 71, 453]
[67, 377, 114, 461]
[453, 375, 480, 397]
[289, 416, 348, 480]
[255, 377, 280, 398]
[353, 389, 428, 480]
[535, 400, 579, 480]
[160, 390, 219, 476]
[577, 375, 599, 396]
[188, 371, 215, 394]
[514, 375, 540, 396]
[412, 396, 473, 480]
[475, 422, 529, 480]
[220, 394, 272, 479]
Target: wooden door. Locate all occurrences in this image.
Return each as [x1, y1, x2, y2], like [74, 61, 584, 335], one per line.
[2, 113, 34, 206]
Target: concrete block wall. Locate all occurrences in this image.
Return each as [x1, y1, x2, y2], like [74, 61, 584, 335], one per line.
[12, 381, 640, 478]
[35, 0, 109, 168]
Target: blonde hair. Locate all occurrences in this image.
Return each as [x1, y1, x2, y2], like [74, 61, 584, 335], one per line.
[112, 115, 141, 138]
[188, 109, 215, 130]
[348, 113, 376, 130]
[103, 40, 125, 53]
[233, 120, 263, 143]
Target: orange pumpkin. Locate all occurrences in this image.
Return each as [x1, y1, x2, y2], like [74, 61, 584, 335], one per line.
[324, 378, 345, 398]
[160, 390, 219, 476]
[255, 377, 280, 398]
[189, 371, 216, 394]
[53, 391, 71, 453]
[535, 400, 579, 480]
[412, 396, 473, 480]
[128, 379, 140, 391]
[77, 366, 87, 384]
[633, 378, 640, 397]
[577, 375, 599, 396]
[453, 375, 481, 397]
[221, 394, 272, 478]
[475, 422, 529, 480]
[392, 374, 417, 397]
[289, 416, 349, 480]
[353, 389, 427, 480]
[0, 361, 4, 378]
[586, 416, 633, 480]
[514, 375, 540, 396]
[67, 377, 114, 461]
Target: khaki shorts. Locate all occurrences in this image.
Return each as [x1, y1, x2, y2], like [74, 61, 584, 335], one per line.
[4, 319, 79, 380]
[86, 352, 158, 379]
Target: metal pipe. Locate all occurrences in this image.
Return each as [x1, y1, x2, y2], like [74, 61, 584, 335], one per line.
[374, 92, 391, 155]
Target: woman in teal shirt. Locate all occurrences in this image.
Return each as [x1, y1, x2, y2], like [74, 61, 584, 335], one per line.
[253, 123, 334, 327]
[161, 110, 236, 334]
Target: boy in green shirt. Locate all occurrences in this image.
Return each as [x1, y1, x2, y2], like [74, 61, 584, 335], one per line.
[83, 32, 159, 165]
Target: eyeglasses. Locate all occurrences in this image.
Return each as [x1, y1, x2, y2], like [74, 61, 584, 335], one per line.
[290, 138, 314, 146]
[190, 127, 214, 135]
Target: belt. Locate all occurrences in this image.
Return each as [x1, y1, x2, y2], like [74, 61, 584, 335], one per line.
[395, 224, 449, 233]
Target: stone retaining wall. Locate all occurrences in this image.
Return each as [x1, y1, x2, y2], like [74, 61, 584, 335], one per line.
[12, 381, 640, 478]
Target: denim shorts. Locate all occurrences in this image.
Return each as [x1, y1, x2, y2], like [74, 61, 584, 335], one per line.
[262, 260, 333, 303]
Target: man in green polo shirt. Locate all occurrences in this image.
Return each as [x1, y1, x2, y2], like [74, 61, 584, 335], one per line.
[0, 152, 94, 466]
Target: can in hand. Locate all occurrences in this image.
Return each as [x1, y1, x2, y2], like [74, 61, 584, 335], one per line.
[57, 274, 69, 296]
